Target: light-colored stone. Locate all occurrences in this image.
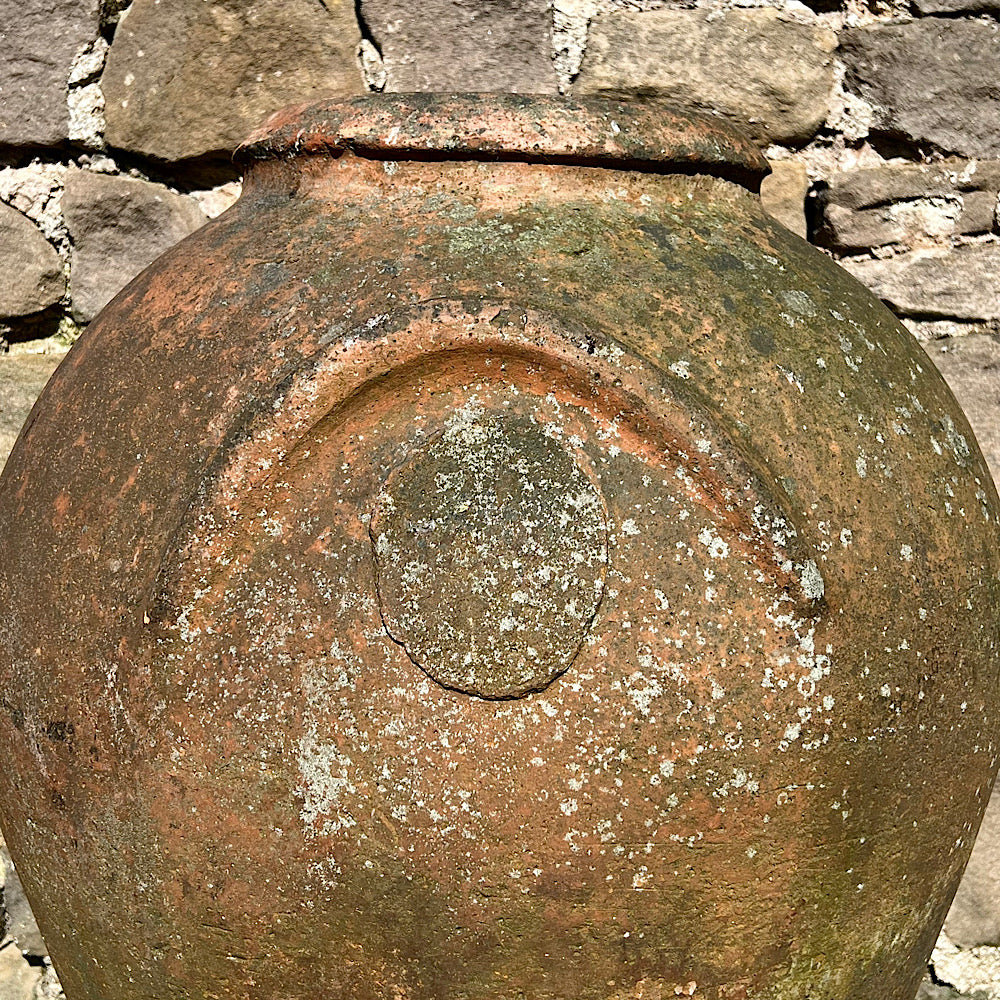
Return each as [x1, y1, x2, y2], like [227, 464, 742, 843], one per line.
[932, 930, 1000, 998]
[961, 191, 998, 236]
[62, 170, 207, 322]
[0, 0, 101, 148]
[819, 162, 1000, 249]
[0, 203, 64, 318]
[67, 83, 106, 151]
[914, 0, 1000, 12]
[821, 198, 964, 251]
[0, 848, 45, 958]
[361, 0, 558, 94]
[916, 978, 975, 1000]
[189, 181, 243, 220]
[357, 39, 387, 93]
[842, 19, 1000, 159]
[841, 246, 1000, 322]
[0, 353, 63, 468]
[924, 334, 1000, 491]
[945, 785, 1000, 947]
[33, 960, 66, 999]
[0, 941, 42, 1000]
[823, 162, 1000, 212]
[0, 165, 68, 249]
[553, 0, 596, 93]
[904, 319, 1000, 343]
[66, 30, 108, 152]
[575, 7, 837, 146]
[760, 160, 809, 238]
[102, 0, 364, 164]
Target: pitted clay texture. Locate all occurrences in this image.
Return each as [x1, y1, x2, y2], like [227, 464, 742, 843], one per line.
[371, 406, 608, 699]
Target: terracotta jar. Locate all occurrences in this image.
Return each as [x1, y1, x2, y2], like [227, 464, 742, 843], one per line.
[1, 94, 999, 1000]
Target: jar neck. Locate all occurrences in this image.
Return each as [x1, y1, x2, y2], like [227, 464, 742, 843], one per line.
[235, 95, 770, 195]
[240, 152, 759, 214]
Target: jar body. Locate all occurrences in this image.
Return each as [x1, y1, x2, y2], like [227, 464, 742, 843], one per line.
[1, 132, 999, 1000]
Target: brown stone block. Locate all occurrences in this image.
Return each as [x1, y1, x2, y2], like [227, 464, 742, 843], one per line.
[103, 0, 364, 164]
[360, 0, 558, 94]
[842, 19, 1000, 158]
[576, 8, 837, 146]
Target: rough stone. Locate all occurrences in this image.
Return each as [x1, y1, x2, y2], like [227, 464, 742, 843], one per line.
[552, 0, 594, 93]
[0, 847, 45, 958]
[760, 160, 809, 238]
[822, 162, 1000, 212]
[67, 76, 106, 151]
[99, 0, 130, 32]
[0, 942, 42, 1000]
[0, 353, 63, 467]
[841, 246, 1000, 322]
[189, 181, 243, 220]
[63, 170, 207, 323]
[0, 0, 101, 149]
[924, 334, 1000, 494]
[361, 0, 558, 94]
[820, 198, 974, 251]
[961, 192, 998, 236]
[818, 162, 1000, 249]
[842, 19, 1000, 159]
[575, 8, 837, 146]
[932, 930, 1000, 998]
[102, 0, 364, 164]
[33, 961, 65, 1000]
[0, 203, 64, 318]
[0, 164, 68, 249]
[916, 979, 978, 1000]
[913, 0, 1000, 13]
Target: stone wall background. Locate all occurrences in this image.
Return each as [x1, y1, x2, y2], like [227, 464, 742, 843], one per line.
[1, 0, 1000, 997]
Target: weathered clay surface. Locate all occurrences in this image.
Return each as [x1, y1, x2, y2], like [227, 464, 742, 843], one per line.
[575, 8, 837, 146]
[62, 169, 207, 322]
[842, 246, 1000, 322]
[0, 353, 64, 466]
[0, 0, 101, 149]
[361, 0, 558, 94]
[0, 203, 64, 318]
[0, 95, 998, 1000]
[102, 0, 363, 164]
[760, 160, 809, 238]
[241, 93, 768, 188]
[372, 410, 608, 699]
[842, 19, 1000, 158]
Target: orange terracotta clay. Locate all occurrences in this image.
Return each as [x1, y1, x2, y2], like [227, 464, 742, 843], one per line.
[1, 95, 998, 1000]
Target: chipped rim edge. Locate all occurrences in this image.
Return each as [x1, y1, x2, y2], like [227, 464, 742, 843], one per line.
[234, 93, 770, 191]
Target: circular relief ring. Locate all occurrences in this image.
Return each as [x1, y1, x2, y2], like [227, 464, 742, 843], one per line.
[370, 408, 608, 699]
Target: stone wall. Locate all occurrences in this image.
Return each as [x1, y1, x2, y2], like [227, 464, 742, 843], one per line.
[1, 1, 1000, 997]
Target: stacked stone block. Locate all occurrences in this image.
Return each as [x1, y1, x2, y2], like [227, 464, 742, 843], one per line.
[2, 1, 1000, 997]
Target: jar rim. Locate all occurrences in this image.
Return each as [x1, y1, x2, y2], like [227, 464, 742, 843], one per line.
[235, 93, 769, 191]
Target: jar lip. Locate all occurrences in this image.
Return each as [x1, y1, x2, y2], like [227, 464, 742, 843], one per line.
[235, 93, 769, 191]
